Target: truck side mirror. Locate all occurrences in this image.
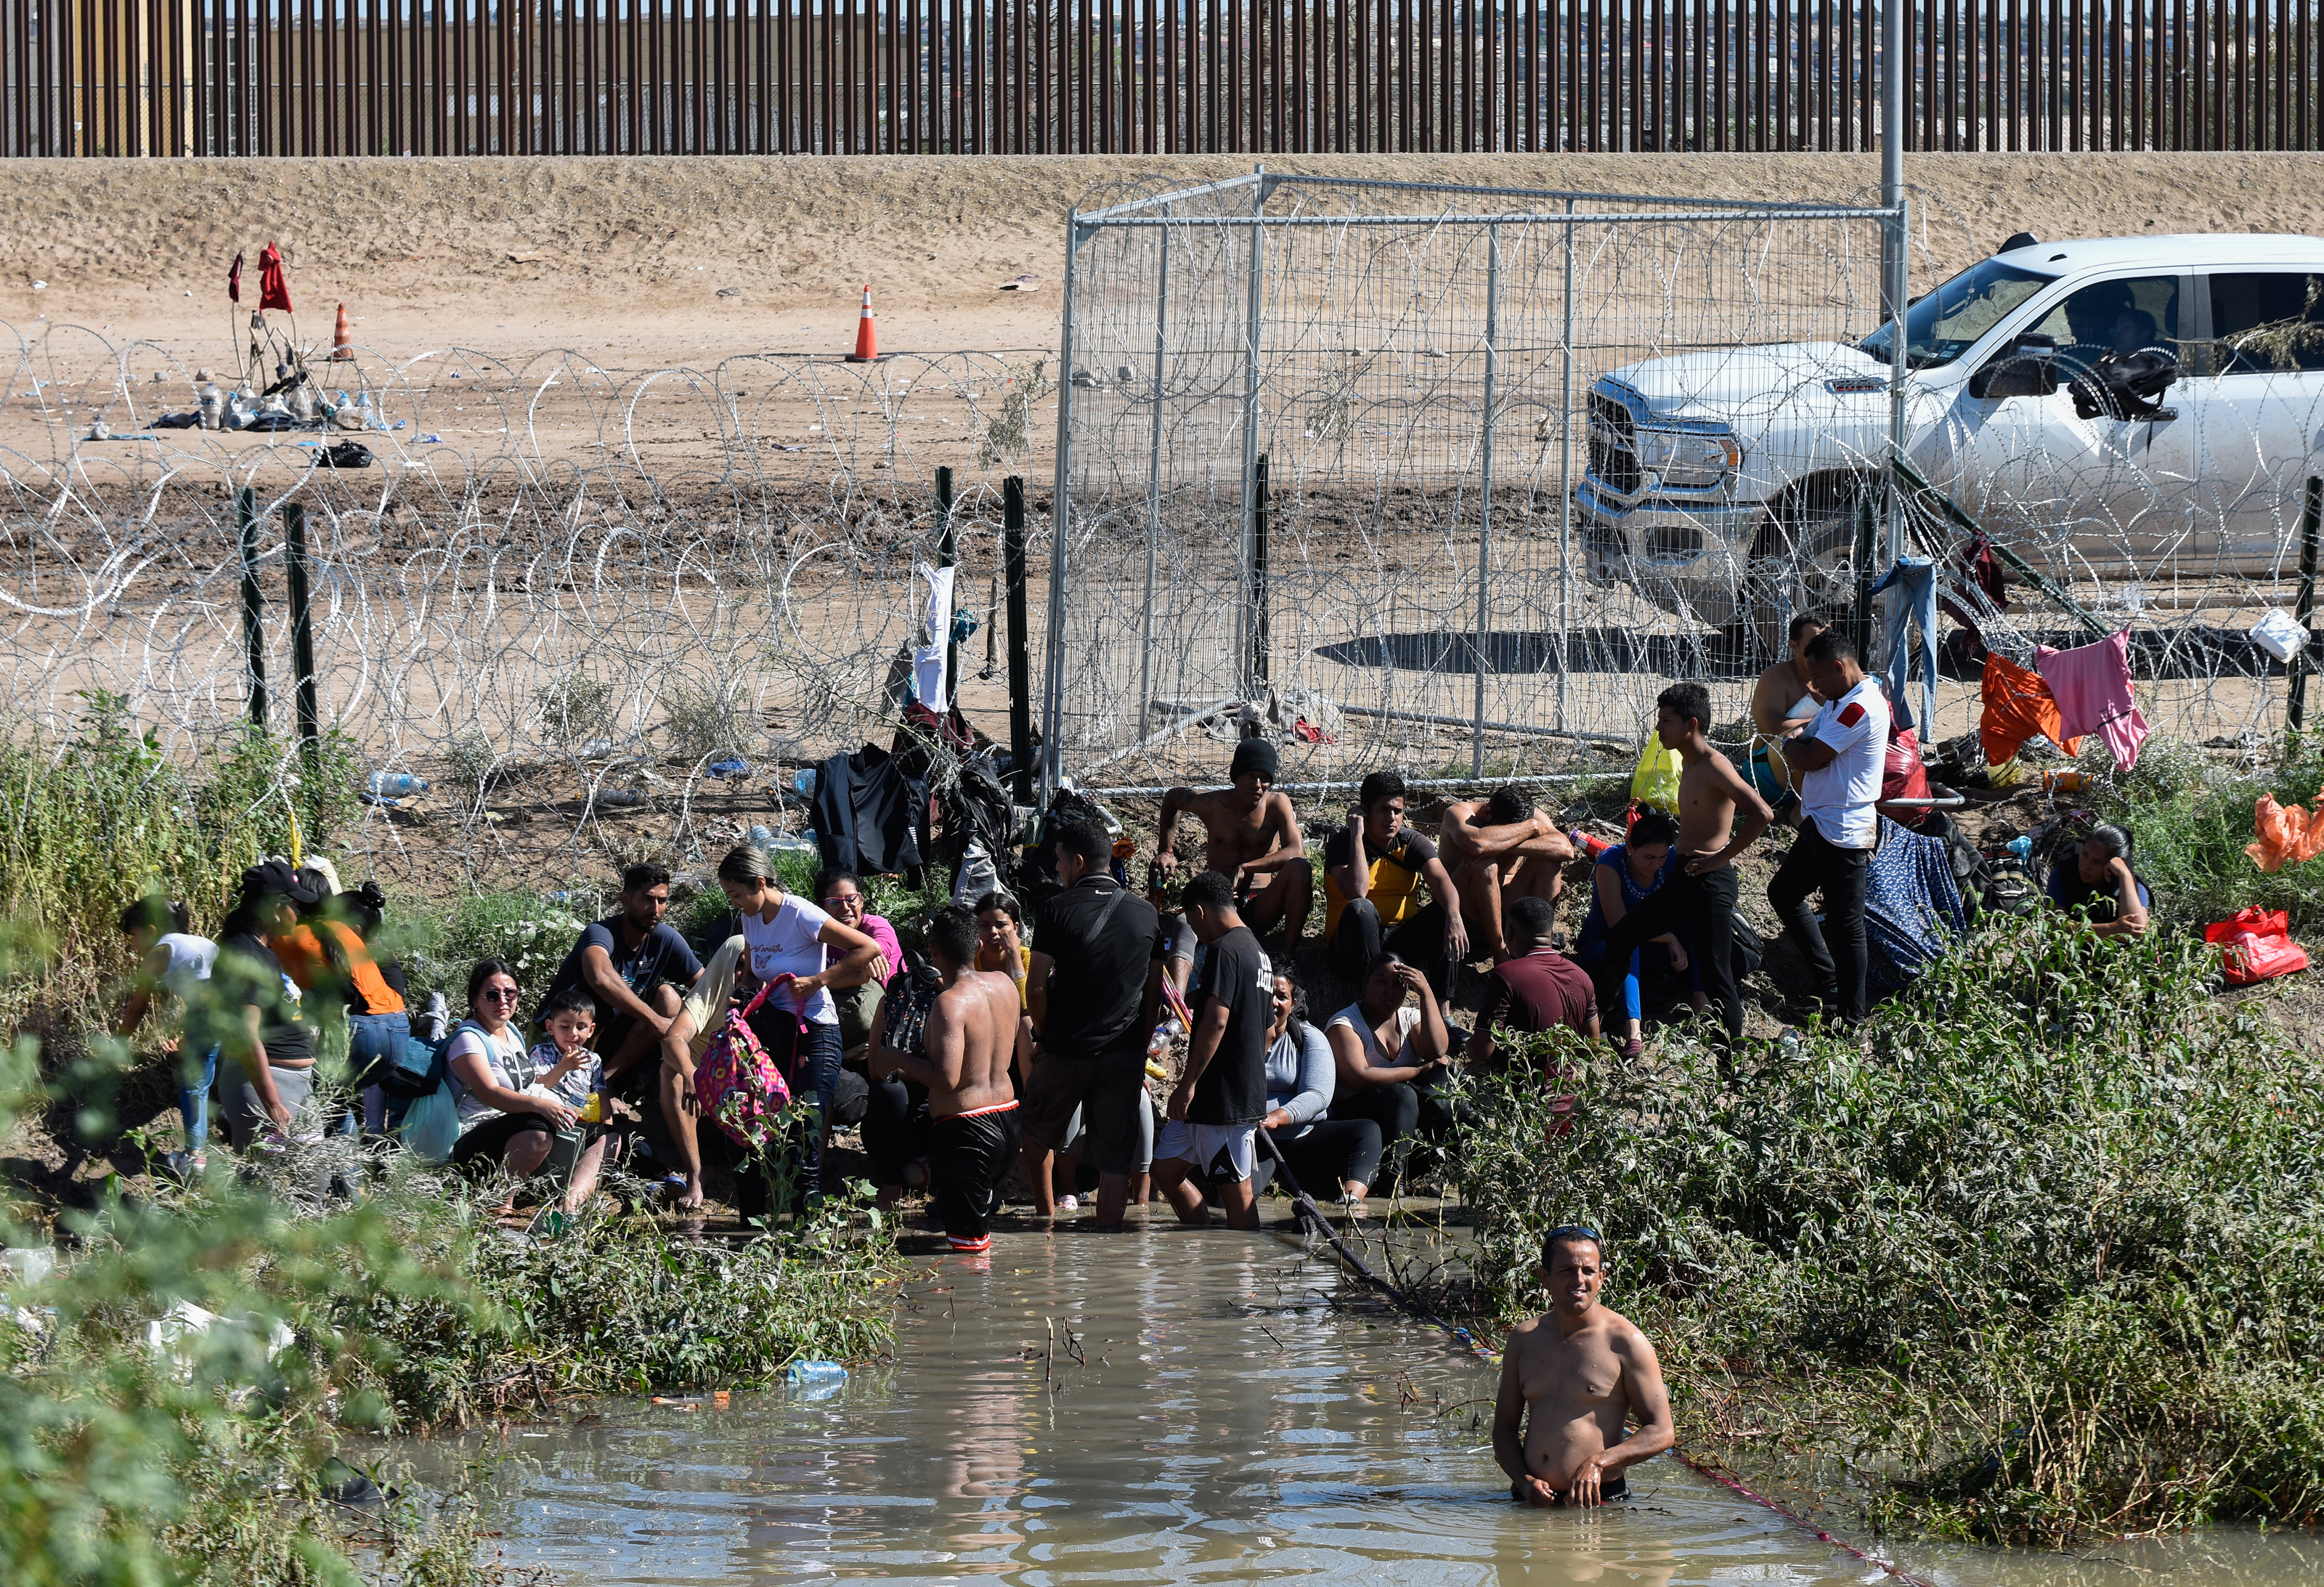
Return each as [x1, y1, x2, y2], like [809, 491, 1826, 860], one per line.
[1969, 332, 2060, 399]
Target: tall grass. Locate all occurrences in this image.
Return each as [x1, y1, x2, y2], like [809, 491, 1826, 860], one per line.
[1460, 912, 2324, 1544]
[2095, 736, 2324, 930]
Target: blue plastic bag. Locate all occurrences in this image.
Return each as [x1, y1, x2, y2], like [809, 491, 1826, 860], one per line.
[399, 1080, 461, 1164]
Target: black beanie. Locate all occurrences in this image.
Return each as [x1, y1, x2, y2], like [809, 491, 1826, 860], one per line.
[1230, 737, 1280, 784]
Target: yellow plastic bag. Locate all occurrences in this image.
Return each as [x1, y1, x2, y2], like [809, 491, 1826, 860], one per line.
[1630, 735, 1683, 814]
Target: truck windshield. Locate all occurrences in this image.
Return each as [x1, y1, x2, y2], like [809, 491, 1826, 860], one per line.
[1858, 259, 2055, 369]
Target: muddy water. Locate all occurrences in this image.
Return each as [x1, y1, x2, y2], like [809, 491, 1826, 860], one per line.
[436, 1228, 2317, 1586]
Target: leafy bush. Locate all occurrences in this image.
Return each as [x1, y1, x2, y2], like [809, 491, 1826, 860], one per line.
[401, 893, 588, 1011]
[1458, 912, 2324, 1543]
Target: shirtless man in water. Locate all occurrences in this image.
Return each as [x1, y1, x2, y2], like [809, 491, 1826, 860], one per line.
[1582, 681, 1771, 1043]
[879, 904, 1025, 1254]
[1748, 613, 1829, 811]
[1155, 738, 1312, 943]
[1495, 1227, 1675, 1506]
[1438, 784, 1577, 962]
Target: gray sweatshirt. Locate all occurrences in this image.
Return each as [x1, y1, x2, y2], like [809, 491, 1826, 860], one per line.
[1262, 1022, 1335, 1136]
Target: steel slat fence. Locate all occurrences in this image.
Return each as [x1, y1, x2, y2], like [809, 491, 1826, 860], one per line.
[8, 0, 2322, 158]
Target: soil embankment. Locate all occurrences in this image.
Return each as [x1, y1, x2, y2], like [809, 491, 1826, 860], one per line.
[5, 152, 2323, 373]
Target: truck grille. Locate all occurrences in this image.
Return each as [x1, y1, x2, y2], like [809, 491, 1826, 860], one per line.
[1587, 389, 1640, 495]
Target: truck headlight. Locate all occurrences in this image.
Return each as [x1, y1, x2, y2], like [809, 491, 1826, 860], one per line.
[1636, 426, 1741, 489]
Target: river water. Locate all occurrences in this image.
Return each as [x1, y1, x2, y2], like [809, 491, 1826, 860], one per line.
[431, 1225, 2318, 1586]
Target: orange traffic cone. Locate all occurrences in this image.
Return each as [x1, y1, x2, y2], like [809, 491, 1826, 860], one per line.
[845, 284, 882, 362]
[329, 302, 354, 360]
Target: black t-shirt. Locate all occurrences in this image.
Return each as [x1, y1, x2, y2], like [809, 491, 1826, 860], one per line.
[1189, 924, 1272, 1125]
[544, 915, 703, 1024]
[211, 930, 316, 1068]
[1031, 877, 1163, 1060]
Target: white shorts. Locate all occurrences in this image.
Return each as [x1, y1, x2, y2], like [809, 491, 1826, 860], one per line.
[1155, 1119, 1257, 1183]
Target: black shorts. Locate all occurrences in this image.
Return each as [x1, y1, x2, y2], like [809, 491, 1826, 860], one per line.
[1511, 1474, 1629, 1505]
[929, 1103, 1020, 1253]
[451, 1111, 555, 1172]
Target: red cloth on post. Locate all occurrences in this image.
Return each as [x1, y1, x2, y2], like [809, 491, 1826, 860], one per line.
[257, 243, 293, 314]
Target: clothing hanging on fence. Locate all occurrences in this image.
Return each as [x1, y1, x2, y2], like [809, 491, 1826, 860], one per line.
[811, 744, 924, 877]
[2034, 630, 2149, 771]
[1865, 816, 1972, 993]
[1979, 652, 2084, 766]
[1869, 557, 1939, 735]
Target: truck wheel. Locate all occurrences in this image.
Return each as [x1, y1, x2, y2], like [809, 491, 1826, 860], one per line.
[1742, 480, 1871, 665]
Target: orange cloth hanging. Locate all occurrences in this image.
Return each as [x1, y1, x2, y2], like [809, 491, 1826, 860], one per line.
[1978, 652, 2084, 766]
[2246, 789, 2324, 873]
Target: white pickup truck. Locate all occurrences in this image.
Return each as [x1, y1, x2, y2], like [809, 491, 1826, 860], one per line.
[1578, 234, 2324, 646]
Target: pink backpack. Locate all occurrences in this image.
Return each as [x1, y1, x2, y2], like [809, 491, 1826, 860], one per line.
[693, 975, 800, 1149]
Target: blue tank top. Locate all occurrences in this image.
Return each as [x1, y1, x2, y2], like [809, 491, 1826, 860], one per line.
[1576, 844, 1670, 958]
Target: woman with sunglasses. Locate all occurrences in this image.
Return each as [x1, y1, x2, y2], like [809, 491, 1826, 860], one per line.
[447, 960, 594, 1217]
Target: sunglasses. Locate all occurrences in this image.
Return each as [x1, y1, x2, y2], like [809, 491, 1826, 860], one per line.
[479, 986, 521, 1002]
[1545, 1224, 1604, 1248]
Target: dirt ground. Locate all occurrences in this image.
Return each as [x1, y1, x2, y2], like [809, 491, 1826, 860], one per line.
[10, 151, 2324, 385]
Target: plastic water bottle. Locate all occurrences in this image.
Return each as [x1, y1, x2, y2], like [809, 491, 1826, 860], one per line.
[746, 824, 777, 848]
[707, 758, 749, 779]
[198, 381, 225, 430]
[792, 768, 818, 797]
[367, 771, 428, 797]
[785, 1360, 848, 1401]
[771, 829, 817, 856]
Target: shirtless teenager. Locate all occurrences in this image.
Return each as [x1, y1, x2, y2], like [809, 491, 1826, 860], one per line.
[1438, 785, 1577, 962]
[1155, 738, 1312, 943]
[1748, 613, 1829, 810]
[1494, 1227, 1675, 1507]
[879, 904, 1025, 1254]
[1584, 682, 1772, 1042]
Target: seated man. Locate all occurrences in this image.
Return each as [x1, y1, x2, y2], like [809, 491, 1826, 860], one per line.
[540, 861, 702, 1100]
[1467, 895, 1601, 1071]
[874, 904, 1025, 1254]
[1437, 784, 1575, 962]
[1323, 769, 1468, 983]
[2046, 822, 2150, 939]
[1494, 1227, 1675, 1507]
[1749, 612, 1827, 813]
[1155, 737, 1312, 944]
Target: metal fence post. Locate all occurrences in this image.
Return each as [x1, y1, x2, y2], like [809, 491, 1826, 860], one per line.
[1252, 455, 1271, 689]
[1472, 221, 1500, 779]
[283, 500, 320, 752]
[1042, 212, 1086, 803]
[1004, 475, 1033, 802]
[1238, 166, 1267, 699]
[237, 486, 268, 728]
[1140, 219, 1171, 736]
[936, 463, 957, 699]
[2290, 476, 2320, 750]
[1557, 198, 1575, 734]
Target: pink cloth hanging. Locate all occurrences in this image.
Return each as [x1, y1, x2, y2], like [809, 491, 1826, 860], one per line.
[2035, 630, 2150, 771]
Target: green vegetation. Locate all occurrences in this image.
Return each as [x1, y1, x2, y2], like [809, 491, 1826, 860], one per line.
[2094, 736, 2324, 930]
[1458, 911, 2324, 1545]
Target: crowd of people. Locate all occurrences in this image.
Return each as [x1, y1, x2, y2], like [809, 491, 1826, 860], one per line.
[105, 620, 2150, 1257]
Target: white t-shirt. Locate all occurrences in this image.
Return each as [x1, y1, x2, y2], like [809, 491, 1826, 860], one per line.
[155, 933, 217, 1001]
[448, 1023, 539, 1130]
[1800, 676, 1890, 850]
[743, 895, 840, 1026]
[1325, 1002, 1423, 1071]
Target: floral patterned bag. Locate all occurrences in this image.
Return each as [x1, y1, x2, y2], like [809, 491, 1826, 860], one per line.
[694, 975, 799, 1149]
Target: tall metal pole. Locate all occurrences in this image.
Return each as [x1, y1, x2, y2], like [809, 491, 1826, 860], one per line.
[284, 500, 320, 752]
[1005, 476, 1034, 802]
[1139, 220, 1171, 739]
[1042, 213, 1086, 803]
[2291, 476, 2320, 750]
[1472, 222, 1500, 779]
[1238, 166, 1267, 699]
[935, 464, 957, 702]
[1252, 455, 1272, 688]
[1881, 0, 1910, 639]
[1556, 198, 1575, 735]
[237, 485, 268, 728]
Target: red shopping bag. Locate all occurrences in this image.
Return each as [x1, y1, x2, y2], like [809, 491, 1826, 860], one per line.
[2203, 908, 2312, 986]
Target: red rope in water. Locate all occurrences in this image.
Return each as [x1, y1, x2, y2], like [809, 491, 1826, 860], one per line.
[1275, 1206, 1937, 1587]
